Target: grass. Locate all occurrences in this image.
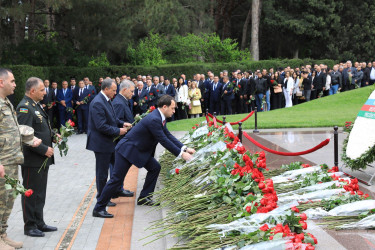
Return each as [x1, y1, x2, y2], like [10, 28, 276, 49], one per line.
[167, 86, 375, 131]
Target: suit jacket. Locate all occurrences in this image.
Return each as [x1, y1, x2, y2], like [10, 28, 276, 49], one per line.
[343, 67, 356, 85]
[164, 84, 176, 97]
[86, 93, 124, 153]
[209, 82, 223, 103]
[112, 94, 135, 123]
[198, 80, 205, 98]
[116, 109, 183, 168]
[133, 88, 149, 113]
[238, 78, 247, 95]
[16, 96, 54, 168]
[73, 87, 90, 110]
[246, 77, 255, 96]
[56, 88, 73, 110]
[221, 81, 234, 101]
[313, 71, 326, 90]
[204, 79, 212, 99]
[146, 85, 158, 108]
[41, 87, 54, 106]
[155, 83, 166, 99]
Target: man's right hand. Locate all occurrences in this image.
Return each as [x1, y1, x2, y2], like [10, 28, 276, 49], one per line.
[0, 165, 5, 178]
[182, 152, 193, 161]
[119, 128, 127, 135]
[45, 147, 54, 158]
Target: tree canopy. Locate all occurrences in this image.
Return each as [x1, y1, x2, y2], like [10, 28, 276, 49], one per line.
[1, 0, 374, 66]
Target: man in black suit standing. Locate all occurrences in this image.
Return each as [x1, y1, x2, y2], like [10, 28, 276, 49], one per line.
[113, 80, 135, 125]
[312, 66, 326, 100]
[17, 77, 59, 237]
[41, 79, 54, 125]
[50, 81, 59, 129]
[145, 79, 158, 109]
[86, 79, 133, 206]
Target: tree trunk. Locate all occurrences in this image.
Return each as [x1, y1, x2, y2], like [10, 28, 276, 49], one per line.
[28, 0, 36, 41]
[241, 5, 252, 50]
[210, 0, 215, 17]
[250, 0, 261, 61]
[293, 47, 299, 58]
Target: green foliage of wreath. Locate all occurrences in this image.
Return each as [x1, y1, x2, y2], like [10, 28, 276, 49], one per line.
[341, 123, 375, 171]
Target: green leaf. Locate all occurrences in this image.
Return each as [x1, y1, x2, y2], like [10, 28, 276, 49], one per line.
[4, 184, 11, 190]
[273, 233, 283, 240]
[223, 196, 231, 204]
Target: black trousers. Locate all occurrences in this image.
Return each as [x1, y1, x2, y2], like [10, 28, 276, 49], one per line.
[94, 152, 115, 198]
[22, 166, 48, 231]
[95, 151, 161, 211]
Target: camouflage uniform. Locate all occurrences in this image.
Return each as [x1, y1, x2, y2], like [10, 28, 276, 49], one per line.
[0, 97, 24, 235]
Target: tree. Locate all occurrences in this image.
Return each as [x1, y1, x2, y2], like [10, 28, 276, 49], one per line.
[250, 0, 261, 61]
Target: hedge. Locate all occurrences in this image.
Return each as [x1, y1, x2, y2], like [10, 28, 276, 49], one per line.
[7, 58, 335, 105]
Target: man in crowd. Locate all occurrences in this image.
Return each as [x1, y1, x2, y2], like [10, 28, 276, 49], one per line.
[164, 79, 175, 98]
[254, 71, 267, 111]
[370, 61, 375, 85]
[342, 60, 356, 91]
[93, 95, 195, 218]
[312, 66, 326, 99]
[73, 80, 90, 134]
[50, 81, 59, 128]
[113, 80, 135, 125]
[146, 78, 158, 108]
[237, 72, 248, 114]
[329, 65, 342, 95]
[221, 76, 234, 115]
[0, 69, 41, 248]
[209, 75, 222, 115]
[41, 79, 54, 125]
[70, 78, 77, 92]
[17, 77, 58, 238]
[86, 79, 132, 207]
[153, 76, 165, 100]
[203, 73, 213, 114]
[133, 81, 148, 115]
[56, 81, 73, 126]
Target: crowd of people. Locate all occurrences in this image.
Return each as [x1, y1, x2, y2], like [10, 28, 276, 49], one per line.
[40, 60, 375, 130]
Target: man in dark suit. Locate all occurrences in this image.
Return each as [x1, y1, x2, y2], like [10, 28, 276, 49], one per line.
[132, 81, 147, 115]
[311, 66, 326, 100]
[245, 75, 255, 112]
[86, 79, 133, 206]
[50, 81, 59, 128]
[164, 79, 175, 98]
[209, 76, 222, 115]
[237, 72, 248, 113]
[41, 79, 54, 125]
[342, 61, 356, 91]
[17, 77, 59, 237]
[204, 74, 213, 114]
[153, 76, 166, 101]
[56, 81, 73, 126]
[113, 80, 135, 125]
[93, 95, 195, 218]
[221, 76, 234, 115]
[73, 80, 90, 134]
[145, 79, 158, 108]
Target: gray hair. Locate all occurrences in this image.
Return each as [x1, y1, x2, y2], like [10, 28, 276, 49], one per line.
[119, 79, 134, 91]
[25, 77, 43, 93]
[101, 78, 115, 90]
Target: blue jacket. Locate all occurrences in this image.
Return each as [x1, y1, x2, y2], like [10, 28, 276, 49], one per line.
[86, 93, 124, 153]
[56, 88, 73, 110]
[112, 94, 135, 123]
[164, 84, 176, 97]
[204, 79, 212, 99]
[221, 81, 235, 101]
[73, 87, 91, 110]
[116, 109, 183, 168]
[209, 82, 223, 103]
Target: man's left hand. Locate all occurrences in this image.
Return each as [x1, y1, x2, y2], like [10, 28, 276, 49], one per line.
[186, 148, 195, 154]
[123, 122, 132, 128]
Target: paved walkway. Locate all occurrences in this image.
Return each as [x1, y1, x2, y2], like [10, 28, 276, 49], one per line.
[5, 128, 375, 249]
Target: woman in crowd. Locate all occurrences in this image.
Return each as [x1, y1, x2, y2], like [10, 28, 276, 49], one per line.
[175, 77, 188, 120]
[283, 71, 293, 108]
[271, 71, 283, 109]
[292, 72, 300, 105]
[188, 81, 202, 118]
[324, 68, 331, 96]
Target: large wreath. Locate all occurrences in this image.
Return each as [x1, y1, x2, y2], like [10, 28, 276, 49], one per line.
[342, 122, 375, 171]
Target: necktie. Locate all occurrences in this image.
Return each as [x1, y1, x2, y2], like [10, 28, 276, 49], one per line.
[162, 120, 166, 126]
[63, 89, 66, 96]
[213, 84, 216, 91]
[79, 88, 83, 96]
[138, 90, 141, 95]
[148, 87, 150, 92]
[46, 88, 49, 95]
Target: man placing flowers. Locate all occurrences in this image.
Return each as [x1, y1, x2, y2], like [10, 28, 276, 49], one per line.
[93, 95, 195, 218]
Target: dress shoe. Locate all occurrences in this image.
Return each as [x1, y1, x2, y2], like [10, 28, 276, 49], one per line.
[24, 229, 45, 237]
[38, 224, 57, 232]
[107, 201, 116, 207]
[112, 190, 134, 198]
[137, 197, 159, 206]
[1, 234, 23, 249]
[93, 209, 114, 218]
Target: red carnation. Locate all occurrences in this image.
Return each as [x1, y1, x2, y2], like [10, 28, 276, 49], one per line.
[92, 90, 95, 94]
[157, 89, 159, 92]
[145, 96, 148, 100]
[25, 189, 33, 197]
[150, 93, 154, 96]
[246, 206, 251, 213]
[175, 168, 179, 174]
[192, 126, 196, 129]
[73, 109, 76, 114]
[238, 85, 241, 88]
[300, 221, 307, 230]
[149, 106, 156, 112]
[299, 213, 307, 221]
[259, 224, 269, 231]
[258, 182, 265, 190]
[88, 94, 91, 97]
[291, 206, 300, 213]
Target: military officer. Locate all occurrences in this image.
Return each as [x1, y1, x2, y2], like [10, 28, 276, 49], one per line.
[0, 69, 41, 249]
[17, 77, 59, 237]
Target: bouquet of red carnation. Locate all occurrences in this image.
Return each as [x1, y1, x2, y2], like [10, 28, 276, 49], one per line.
[39, 120, 75, 172]
[4, 175, 33, 198]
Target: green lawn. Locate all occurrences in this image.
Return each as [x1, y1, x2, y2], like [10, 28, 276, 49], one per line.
[167, 86, 375, 131]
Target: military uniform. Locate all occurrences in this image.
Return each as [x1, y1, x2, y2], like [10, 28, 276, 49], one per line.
[0, 97, 23, 235]
[16, 95, 54, 232]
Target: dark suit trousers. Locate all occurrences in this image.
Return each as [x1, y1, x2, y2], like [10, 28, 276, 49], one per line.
[21, 166, 48, 231]
[221, 99, 232, 115]
[95, 151, 161, 212]
[59, 108, 72, 126]
[94, 152, 115, 198]
[76, 107, 88, 132]
[209, 100, 220, 115]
